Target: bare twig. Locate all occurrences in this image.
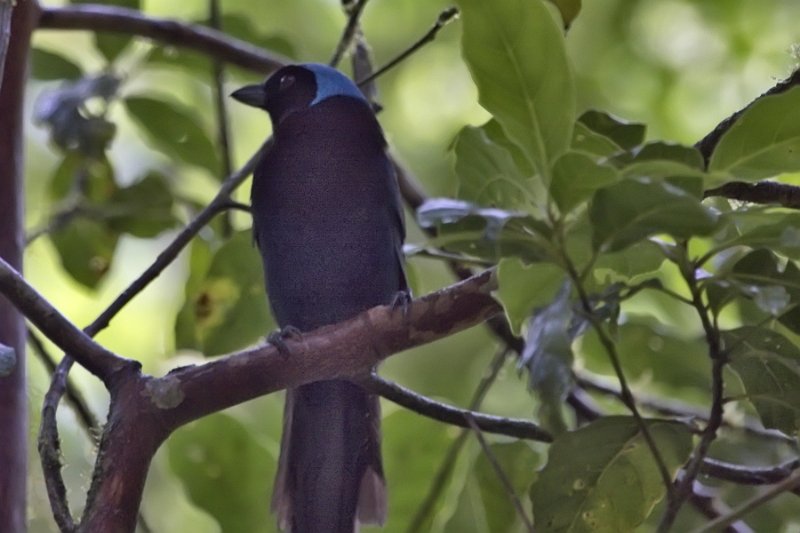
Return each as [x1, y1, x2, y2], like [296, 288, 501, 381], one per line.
[364, 373, 551, 442]
[689, 482, 751, 533]
[38, 5, 289, 74]
[356, 7, 459, 87]
[28, 329, 99, 432]
[465, 414, 535, 532]
[329, 0, 370, 68]
[693, 470, 800, 533]
[659, 253, 728, 532]
[406, 349, 509, 532]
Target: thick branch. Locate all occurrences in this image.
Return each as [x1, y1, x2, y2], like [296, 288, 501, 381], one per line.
[38, 5, 289, 74]
[159, 269, 500, 429]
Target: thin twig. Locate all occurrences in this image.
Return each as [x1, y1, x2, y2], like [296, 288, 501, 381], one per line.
[356, 7, 459, 87]
[659, 254, 728, 532]
[407, 349, 509, 532]
[364, 374, 551, 442]
[693, 470, 800, 533]
[28, 329, 99, 432]
[465, 414, 535, 532]
[560, 248, 675, 498]
[688, 482, 750, 533]
[329, 0, 370, 68]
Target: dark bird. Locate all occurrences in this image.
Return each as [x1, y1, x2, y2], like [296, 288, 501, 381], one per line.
[231, 64, 407, 532]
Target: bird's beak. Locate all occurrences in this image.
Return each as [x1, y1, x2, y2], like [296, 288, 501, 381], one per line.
[231, 84, 265, 108]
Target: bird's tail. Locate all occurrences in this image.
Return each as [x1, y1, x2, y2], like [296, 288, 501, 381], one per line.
[271, 380, 386, 532]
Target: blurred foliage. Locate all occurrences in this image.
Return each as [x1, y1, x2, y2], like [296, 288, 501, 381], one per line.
[21, 0, 800, 531]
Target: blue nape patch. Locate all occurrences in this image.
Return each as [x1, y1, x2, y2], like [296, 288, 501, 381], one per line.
[303, 63, 366, 106]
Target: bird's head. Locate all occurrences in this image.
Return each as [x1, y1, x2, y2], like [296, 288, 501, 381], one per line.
[231, 63, 366, 126]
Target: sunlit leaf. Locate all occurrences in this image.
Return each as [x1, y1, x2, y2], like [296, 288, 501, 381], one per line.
[589, 178, 718, 252]
[723, 326, 800, 435]
[174, 231, 274, 355]
[709, 86, 800, 180]
[456, 0, 575, 179]
[531, 417, 692, 532]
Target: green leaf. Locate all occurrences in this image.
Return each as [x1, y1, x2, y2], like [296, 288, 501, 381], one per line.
[548, 0, 582, 29]
[591, 241, 666, 283]
[48, 153, 116, 202]
[382, 410, 457, 531]
[589, 178, 718, 252]
[723, 327, 800, 435]
[570, 122, 623, 158]
[126, 96, 220, 174]
[581, 318, 711, 396]
[709, 86, 800, 180]
[168, 413, 275, 533]
[551, 151, 619, 212]
[531, 417, 692, 532]
[578, 111, 644, 151]
[475, 442, 540, 532]
[107, 173, 178, 238]
[50, 218, 119, 289]
[453, 123, 536, 210]
[174, 231, 274, 355]
[496, 257, 564, 335]
[30, 48, 82, 81]
[456, 0, 575, 179]
[719, 213, 800, 259]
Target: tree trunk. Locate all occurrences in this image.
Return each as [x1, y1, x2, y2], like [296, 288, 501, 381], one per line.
[0, 2, 38, 531]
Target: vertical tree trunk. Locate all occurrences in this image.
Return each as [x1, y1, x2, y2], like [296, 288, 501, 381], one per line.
[0, 2, 38, 531]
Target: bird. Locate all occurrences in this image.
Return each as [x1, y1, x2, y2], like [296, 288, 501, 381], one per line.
[231, 63, 407, 532]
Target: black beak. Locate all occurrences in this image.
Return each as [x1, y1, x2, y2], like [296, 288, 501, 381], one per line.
[231, 84, 265, 108]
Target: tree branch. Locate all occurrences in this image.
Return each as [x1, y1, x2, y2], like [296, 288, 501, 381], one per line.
[329, 0, 370, 68]
[37, 5, 289, 74]
[704, 181, 800, 209]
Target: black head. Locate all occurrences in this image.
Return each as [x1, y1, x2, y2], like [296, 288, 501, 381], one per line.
[231, 63, 366, 126]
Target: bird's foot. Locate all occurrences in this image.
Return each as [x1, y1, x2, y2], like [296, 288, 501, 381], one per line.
[390, 290, 413, 320]
[267, 326, 303, 357]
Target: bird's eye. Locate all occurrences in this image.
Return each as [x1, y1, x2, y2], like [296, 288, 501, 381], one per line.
[279, 74, 295, 91]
